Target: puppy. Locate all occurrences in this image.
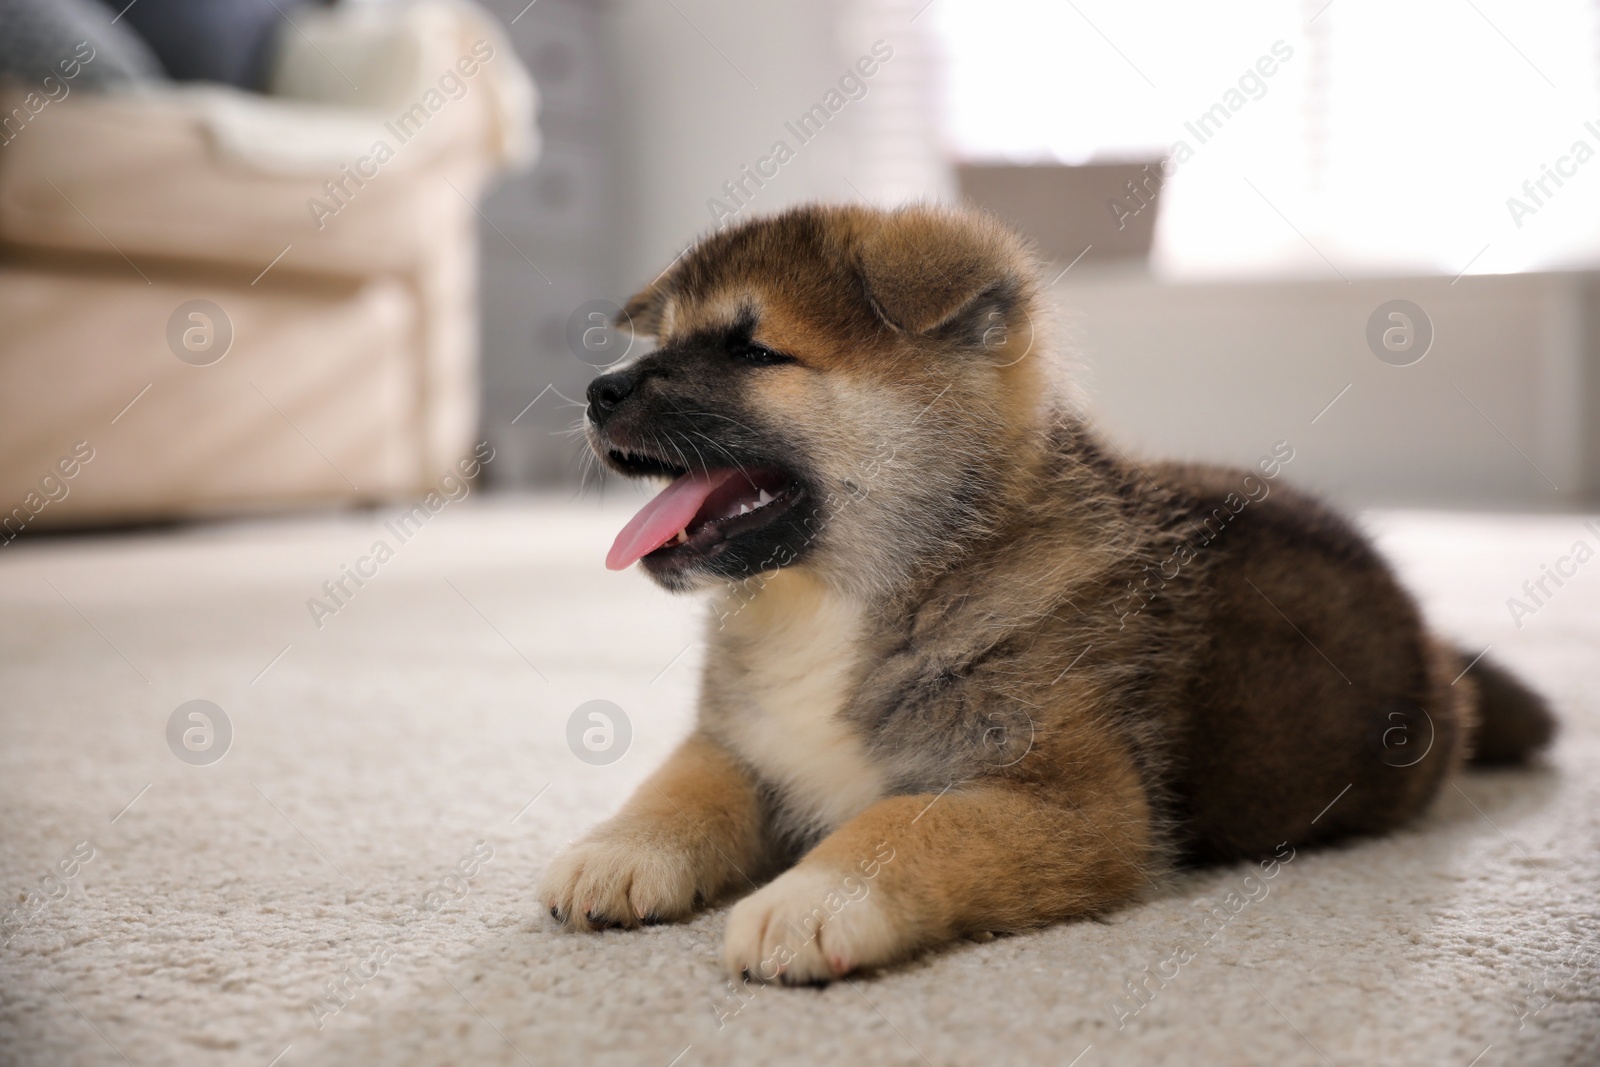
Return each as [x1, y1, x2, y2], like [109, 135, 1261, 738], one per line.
[540, 203, 1556, 984]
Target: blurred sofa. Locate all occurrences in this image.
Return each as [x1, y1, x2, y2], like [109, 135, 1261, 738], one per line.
[0, 0, 535, 533]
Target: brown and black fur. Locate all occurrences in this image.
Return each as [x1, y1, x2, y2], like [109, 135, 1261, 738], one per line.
[540, 203, 1557, 983]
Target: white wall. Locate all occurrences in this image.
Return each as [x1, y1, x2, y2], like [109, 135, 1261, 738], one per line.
[602, 0, 950, 290]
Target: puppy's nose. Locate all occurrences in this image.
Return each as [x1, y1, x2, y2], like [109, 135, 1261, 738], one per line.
[586, 371, 635, 425]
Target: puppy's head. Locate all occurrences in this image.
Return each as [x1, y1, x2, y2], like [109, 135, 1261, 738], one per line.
[589, 203, 1052, 596]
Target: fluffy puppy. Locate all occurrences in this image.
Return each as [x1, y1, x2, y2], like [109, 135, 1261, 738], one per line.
[539, 203, 1556, 984]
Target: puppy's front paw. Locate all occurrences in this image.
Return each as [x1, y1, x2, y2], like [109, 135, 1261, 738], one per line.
[723, 865, 904, 984]
[540, 828, 702, 931]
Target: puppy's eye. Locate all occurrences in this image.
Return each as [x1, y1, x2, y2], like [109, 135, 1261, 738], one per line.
[739, 343, 794, 367]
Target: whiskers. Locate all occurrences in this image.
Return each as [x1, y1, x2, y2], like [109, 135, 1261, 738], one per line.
[567, 396, 762, 501]
[664, 405, 758, 485]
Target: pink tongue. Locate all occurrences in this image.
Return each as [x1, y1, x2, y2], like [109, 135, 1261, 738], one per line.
[607, 469, 737, 570]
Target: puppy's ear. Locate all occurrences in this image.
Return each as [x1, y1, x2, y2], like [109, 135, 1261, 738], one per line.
[617, 280, 669, 339]
[856, 206, 1030, 336]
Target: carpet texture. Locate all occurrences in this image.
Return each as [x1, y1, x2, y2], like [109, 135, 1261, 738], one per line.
[1, 496, 1597, 1067]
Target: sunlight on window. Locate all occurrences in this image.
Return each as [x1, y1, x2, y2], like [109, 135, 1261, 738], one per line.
[931, 0, 1600, 278]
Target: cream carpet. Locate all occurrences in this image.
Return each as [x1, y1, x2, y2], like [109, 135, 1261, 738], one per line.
[2, 496, 1597, 1067]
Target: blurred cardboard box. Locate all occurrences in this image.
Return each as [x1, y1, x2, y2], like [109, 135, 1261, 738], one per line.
[957, 161, 1164, 268]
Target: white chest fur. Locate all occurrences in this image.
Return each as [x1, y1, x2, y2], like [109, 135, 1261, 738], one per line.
[712, 579, 887, 836]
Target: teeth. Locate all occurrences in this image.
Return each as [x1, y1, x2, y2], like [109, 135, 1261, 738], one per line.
[738, 504, 750, 515]
[757, 489, 772, 505]
[674, 528, 688, 544]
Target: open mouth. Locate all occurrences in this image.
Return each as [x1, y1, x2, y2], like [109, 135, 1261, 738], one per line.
[604, 447, 805, 571]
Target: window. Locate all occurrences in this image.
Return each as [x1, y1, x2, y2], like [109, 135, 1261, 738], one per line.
[931, 0, 1600, 277]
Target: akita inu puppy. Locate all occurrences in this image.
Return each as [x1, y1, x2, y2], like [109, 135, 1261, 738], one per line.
[540, 203, 1555, 984]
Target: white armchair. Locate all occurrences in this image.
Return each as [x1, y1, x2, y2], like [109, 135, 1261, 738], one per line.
[0, 1, 535, 533]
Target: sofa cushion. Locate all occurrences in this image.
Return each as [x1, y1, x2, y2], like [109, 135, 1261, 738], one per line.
[97, 0, 315, 90]
[0, 0, 164, 88]
[0, 1, 533, 276]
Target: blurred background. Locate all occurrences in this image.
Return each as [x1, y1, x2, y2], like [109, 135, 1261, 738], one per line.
[3, 0, 1598, 535]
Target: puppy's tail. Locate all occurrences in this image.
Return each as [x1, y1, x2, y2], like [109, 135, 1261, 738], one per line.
[1459, 651, 1558, 765]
